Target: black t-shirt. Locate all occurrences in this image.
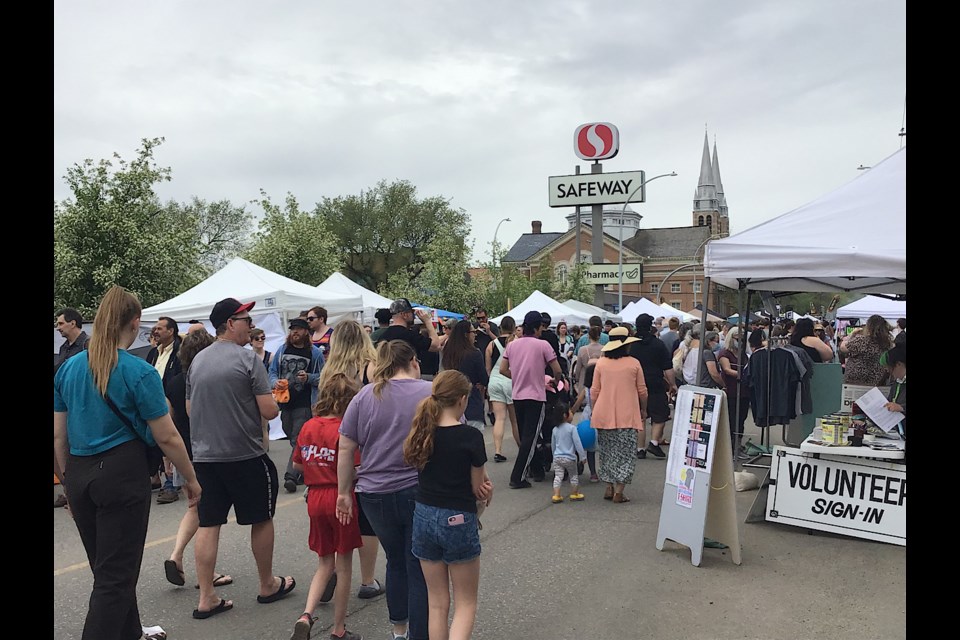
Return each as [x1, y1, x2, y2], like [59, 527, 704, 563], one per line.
[583, 362, 597, 389]
[416, 424, 487, 512]
[276, 344, 314, 408]
[164, 372, 192, 459]
[377, 325, 433, 363]
[628, 334, 672, 392]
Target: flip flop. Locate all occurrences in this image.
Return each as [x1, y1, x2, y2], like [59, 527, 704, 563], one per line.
[192, 598, 233, 620]
[164, 560, 185, 586]
[195, 574, 234, 589]
[257, 576, 296, 604]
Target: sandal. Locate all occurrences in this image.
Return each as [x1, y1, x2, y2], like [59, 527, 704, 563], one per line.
[612, 492, 631, 503]
[257, 576, 296, 604]
[291, 613, 317, 640]
[163, 560, 185, 586]
[196, 573, 234, 589]
[603, 485, 614, 500]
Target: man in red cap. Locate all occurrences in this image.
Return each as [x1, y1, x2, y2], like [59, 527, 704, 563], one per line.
[186, 298, 296, 619]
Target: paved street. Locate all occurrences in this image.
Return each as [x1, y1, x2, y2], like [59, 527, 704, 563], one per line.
[53, 415, 906, 640]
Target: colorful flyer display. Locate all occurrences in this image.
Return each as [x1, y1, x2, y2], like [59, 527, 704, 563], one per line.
[676, 466, 696, 508]
[666, 387, 723, 485]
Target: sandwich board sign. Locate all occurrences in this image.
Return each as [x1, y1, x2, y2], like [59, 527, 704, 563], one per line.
[656, 386, 742, 567]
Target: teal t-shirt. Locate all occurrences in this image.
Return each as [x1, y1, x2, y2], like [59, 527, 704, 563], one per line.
[574, 331, 609, 355]
[54, 350, 167, 456]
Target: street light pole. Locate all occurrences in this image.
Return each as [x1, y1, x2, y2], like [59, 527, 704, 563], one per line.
[618, 171, 677, 312]
[691, 235, 711, 311]
[492, 217, 511, 264]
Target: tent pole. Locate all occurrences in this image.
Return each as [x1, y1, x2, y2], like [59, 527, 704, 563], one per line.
[695, 277, 711, 386]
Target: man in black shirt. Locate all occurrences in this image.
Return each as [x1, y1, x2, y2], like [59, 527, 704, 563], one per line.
[54, 307, 90, 375]
[471, 307, 498, 357]
[539, 312, 565, 374]
[627, 314, 677, 459]
[375, 298, 442, 374]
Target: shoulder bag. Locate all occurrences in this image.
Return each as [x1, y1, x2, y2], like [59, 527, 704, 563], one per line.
[104, 394, 165, 477]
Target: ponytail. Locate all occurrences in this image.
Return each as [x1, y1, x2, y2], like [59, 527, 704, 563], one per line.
[87, 286, 142, 396]
[403, 370, 471, 469]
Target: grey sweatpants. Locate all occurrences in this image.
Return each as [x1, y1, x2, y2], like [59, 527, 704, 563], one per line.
[552, 455, 580, 489]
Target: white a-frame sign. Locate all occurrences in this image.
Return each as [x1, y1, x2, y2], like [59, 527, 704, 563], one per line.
[656, 385, 742, 566]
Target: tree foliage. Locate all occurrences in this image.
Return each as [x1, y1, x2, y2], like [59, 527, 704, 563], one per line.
[244, 191, 341, 285]
[318, 180, 469, 291]
[168, 196, 254, 275]
[54, 137, 203, 317]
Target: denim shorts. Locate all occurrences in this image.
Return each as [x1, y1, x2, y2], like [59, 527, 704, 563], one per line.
[411, 502, 481, 564]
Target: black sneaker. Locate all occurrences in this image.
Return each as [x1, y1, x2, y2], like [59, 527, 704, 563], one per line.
[646, 443, 667, 459]
[509, 480, 532, 489]
[636, 449, 647, 460]
[319, 573, 337, 603]
[493, 453, 508, 463]
[284, 478, 298, 493]
[357, 578, 385, 599]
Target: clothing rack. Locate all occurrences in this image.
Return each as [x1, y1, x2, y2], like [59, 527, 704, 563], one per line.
[742, 335, 792, 470]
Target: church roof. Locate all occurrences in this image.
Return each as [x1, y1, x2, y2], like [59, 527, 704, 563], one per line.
[503, 232, 565, 262]
[623, 225, 712, 258]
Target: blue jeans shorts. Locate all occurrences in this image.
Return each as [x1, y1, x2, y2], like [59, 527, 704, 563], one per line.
[411, 502, 481, 564]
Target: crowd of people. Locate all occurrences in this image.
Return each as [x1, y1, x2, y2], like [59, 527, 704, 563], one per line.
[53, 290, 906, 640]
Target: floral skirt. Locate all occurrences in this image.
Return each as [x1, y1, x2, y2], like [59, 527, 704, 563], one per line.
[597, 428, 637, 484]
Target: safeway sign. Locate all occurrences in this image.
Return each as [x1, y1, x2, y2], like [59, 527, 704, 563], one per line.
[548, 170, 646, 208]
[574, 122, 619, 160]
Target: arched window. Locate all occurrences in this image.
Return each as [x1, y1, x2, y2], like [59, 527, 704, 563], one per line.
[698, 215, 705, 226]
[706, 215, 713, 229]
[555, 263, 568, 285]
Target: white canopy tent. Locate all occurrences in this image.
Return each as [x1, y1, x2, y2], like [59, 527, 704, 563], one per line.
[704, 147, 906, 295]
[492, 290, 593, 327]
[620, 297, 673, 324]
[660, 302, 697, 322]
[141, 257, 364, 324]
[562, 299, 621, 323]
[316, 271, 394, 325]
[835, 295, 906, 323]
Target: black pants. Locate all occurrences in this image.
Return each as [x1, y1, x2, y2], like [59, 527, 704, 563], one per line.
[728, 395, 751, 453]
[510, 399, 545, 485]
[65, 439, 151, 640]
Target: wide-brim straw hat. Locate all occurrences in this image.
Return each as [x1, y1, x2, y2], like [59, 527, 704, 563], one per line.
[601, 336, 640, 352]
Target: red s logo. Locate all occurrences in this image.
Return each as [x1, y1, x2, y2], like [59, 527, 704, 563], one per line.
[574, 123, 619, 160]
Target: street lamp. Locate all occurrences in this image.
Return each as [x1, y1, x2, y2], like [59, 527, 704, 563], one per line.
[691, 235, 712, 311]
[857, 164, 871, 171]
[618, 171, 677, 311]
[492, 217, 511, 261]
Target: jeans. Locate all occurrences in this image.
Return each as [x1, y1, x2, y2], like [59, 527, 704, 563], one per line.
[358, 486, 428, 640]
[411, 503, 481, 564]
[66, 439, 151, 640]
[281, 405, 312, 483]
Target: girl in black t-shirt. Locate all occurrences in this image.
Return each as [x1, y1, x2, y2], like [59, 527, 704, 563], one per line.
[403, 371, 492, 640]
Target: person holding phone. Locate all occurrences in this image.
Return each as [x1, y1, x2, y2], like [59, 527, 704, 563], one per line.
[403, 371, 492, 640]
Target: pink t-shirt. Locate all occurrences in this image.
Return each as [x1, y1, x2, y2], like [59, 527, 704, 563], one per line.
[503, 336, 557, 402]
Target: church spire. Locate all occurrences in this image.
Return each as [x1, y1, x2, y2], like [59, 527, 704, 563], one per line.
[712, 138, 728, 217]
[698, 129, 714, 188]
[693, 128, 718, 214]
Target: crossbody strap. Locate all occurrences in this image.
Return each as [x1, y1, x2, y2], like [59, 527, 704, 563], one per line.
[103, 394, 148, 445]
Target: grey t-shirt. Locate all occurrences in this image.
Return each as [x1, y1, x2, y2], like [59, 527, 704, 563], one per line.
[697, 348, 721, 389]
[187, 340, 273, 463]
[339, 378, 432, 494]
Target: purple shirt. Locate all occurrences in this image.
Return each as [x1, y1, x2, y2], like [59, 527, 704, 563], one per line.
[339, 377, 432, 494]
[503, 336, 557, 402]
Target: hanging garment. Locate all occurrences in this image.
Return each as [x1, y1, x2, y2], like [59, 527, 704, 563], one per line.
[748, 347, 801, 427]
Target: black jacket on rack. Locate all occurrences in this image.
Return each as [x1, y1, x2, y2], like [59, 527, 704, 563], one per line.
[748, 347, 801, 427]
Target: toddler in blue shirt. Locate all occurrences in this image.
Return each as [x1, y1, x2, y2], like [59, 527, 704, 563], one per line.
[551, 402, 586, 503]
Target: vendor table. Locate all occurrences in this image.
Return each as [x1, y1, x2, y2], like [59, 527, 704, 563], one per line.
[765, 438, 906, 546]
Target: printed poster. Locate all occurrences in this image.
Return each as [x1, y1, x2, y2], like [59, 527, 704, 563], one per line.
[666, 387, 723, 485]
[676, 466, 696, 508]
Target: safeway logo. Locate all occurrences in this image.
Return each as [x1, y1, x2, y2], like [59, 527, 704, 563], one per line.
[574, 122, 619, 160]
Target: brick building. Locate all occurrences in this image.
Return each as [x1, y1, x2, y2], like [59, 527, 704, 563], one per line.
[502, 131, 737, 316]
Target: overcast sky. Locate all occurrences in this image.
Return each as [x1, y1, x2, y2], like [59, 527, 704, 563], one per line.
[54, 1, 905, 266]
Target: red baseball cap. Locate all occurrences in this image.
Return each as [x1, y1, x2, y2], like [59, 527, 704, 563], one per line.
[210, 297, 256, 328]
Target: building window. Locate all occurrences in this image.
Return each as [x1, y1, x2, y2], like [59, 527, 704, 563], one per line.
[698, 215, 705, 226]
[671, 300, 682, 309]
[706, 215, 713, 229]
[650, 284, 659, 295]
[555, 264, 568, 285]
[694, 281, 702, 294]
[671, 283, 681, 293]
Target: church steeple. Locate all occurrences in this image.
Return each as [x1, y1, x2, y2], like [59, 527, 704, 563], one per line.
[712, 138, 728, 218]
[693, 128, 719, 230]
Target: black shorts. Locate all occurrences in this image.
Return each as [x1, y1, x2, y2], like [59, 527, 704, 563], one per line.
[356, 497, 376, 537]
[195, 455, 279, 527]
[646, 389, 671, 424]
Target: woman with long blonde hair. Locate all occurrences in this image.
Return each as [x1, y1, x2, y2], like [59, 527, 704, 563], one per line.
[54, 286, 200, 640]
[316, 319, 385, 602]
[404, 371, 492, 640]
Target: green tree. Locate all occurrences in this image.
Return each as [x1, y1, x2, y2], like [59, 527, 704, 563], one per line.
[318, 180, 469, 291]
[54, 137, 202, 317]
[557, 261, 592, 304]
[168, 196, 254, 275]
[245, 191, 341, 285]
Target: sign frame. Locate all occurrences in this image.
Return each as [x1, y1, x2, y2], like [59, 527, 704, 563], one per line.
[548, 170, 646, 208]
[583, 263, 643, 285]
[574, 122, 620, 161]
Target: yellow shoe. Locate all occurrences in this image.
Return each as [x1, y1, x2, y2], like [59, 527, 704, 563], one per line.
[569, 493, 585, 501]
[552, 495, 564, 504]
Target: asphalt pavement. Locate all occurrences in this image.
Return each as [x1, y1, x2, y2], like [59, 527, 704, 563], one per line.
[53, 414, 906, 640]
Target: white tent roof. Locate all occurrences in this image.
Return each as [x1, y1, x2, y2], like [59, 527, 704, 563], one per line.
[316, 271, 394, 324]
[562, 299, 621, 323]
[835, 295, 906, 322]
[704, 147, 906, 295]
[142, 258, 364, 323]
[620, 298, 671, 323]
[492, 290, 593, 327]
[659, 302, 696, 322]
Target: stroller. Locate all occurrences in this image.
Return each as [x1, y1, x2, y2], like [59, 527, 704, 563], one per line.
[533, 373, 575, 478]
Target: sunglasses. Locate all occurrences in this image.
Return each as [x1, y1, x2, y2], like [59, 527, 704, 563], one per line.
[231, 316, 253, 324]
[306, 316, 318, 321]
[252, 336, 265, 341]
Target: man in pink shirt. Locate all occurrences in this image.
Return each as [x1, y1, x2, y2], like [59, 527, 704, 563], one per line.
[500, 311, 562, 488]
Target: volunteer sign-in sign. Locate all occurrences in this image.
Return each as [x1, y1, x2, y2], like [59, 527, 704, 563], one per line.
[548, 170, 646, 208]
[766, 447, 906, 546]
